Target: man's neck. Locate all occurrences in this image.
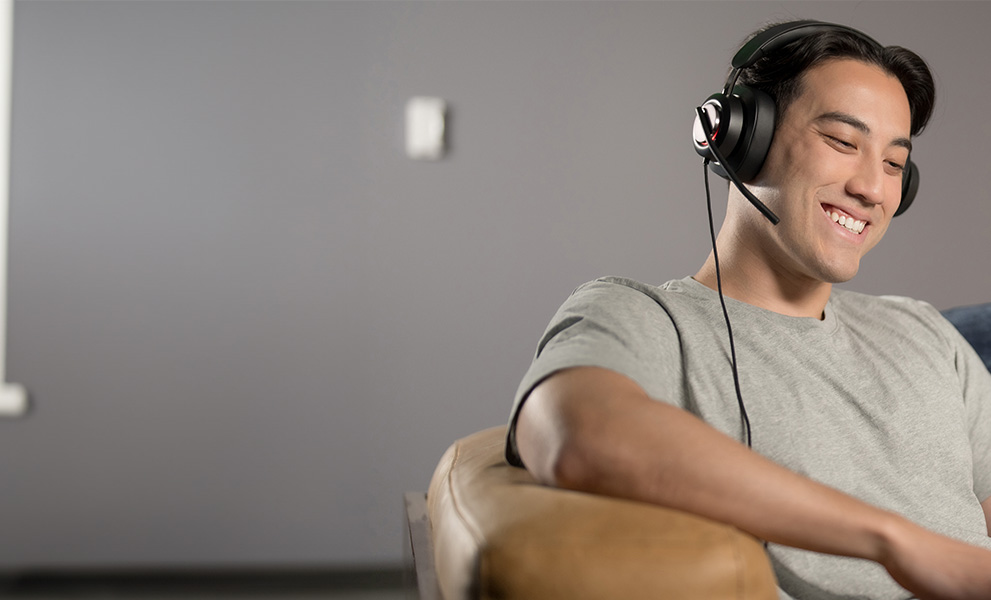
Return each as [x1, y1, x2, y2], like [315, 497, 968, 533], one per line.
[693, 251, 833, 320]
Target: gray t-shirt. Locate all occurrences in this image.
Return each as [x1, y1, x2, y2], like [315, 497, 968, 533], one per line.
[506, 276, 991, 600]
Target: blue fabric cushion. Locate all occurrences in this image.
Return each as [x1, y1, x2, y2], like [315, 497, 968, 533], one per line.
[942, 303, 991, 373]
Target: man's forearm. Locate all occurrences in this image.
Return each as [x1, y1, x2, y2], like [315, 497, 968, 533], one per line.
[517, 366, 905, 562]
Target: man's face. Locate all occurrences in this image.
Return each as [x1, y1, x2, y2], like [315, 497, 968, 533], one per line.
[745, 58, 912, 284]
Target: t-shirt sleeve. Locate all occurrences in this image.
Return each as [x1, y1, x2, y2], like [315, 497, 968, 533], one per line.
[953, 323, 991, 502]
[923, 301, 991, 501]
[504, 278, 684, 467]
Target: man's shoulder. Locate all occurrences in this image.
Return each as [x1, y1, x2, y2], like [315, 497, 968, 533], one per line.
[831, 287, 938, 316]
[831, 288, 952, 342]
[573, 276, 666, 296]
[555, 276, 726, 338]
[571, 275, 702, 304]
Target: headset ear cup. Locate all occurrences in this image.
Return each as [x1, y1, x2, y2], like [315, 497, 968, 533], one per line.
[895, 159, 918, 217]
[731, 86, 776, 181]
[692, 87, 776, 182]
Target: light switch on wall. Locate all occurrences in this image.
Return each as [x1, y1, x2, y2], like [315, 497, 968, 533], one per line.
[0, 384, 27, 417]
[406, 97, 447, 160]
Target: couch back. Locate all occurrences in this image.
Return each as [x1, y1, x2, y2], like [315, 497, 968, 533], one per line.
[943, 303, 991, 372]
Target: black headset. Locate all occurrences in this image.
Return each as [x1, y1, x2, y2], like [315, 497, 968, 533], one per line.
[691, 20, 919, 218]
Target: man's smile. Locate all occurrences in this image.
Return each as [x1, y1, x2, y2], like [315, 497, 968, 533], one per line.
[822, 203, 869, 236]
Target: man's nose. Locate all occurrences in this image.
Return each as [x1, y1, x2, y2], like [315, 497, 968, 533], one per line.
[845, 155, 887, 206]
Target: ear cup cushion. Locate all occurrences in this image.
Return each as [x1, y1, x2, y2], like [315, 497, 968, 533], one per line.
[729, 86, 776, 181]
[895, 159, 918, 216]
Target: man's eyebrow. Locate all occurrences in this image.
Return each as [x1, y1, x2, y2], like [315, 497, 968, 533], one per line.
[814, 111, 913, 153]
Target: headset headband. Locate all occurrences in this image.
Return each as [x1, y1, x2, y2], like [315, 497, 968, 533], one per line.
[723, 20, 883, 94]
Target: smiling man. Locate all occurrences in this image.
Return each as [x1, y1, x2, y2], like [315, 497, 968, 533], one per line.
[506, 21, 991, 600]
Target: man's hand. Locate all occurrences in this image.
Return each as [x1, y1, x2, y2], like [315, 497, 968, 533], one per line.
[880, 517, 991, 600]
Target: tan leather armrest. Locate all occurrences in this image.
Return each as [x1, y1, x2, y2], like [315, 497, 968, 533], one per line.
[427, 426, 777, 600]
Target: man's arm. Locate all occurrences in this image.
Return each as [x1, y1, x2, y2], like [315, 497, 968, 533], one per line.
[516, 366, 991, 600]
[982, 497, 991, 537]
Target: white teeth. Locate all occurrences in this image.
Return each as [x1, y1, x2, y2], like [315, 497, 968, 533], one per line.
[829, 210, 865, 234]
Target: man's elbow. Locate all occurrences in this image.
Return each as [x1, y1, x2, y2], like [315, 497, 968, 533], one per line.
[515, 367, 645, 493]
[516, 409, 602, 492]
[543, 437, 602, 491]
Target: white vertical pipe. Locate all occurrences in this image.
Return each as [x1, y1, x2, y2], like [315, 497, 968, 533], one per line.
[0, 0, 26, 417]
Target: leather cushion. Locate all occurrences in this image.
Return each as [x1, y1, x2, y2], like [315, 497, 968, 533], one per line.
[427, 426, 777, 599]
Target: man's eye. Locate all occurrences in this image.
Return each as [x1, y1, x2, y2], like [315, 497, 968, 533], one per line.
[827, 135, 855, 149]
[887, 160, 905, 172]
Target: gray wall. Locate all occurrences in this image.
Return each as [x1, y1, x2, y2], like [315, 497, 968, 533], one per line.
[1, 0, 988, 569]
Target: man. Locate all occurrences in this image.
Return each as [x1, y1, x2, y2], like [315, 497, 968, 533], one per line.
[506, 21, 991, 600]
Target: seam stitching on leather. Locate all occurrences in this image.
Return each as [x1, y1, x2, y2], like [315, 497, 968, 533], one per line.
[731, 532, 745, 600]
[446, 438, 485, 547]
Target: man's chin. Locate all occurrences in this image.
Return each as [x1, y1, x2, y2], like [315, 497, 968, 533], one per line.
[814, 258, 861, 284]
[822, 266, 859, 285]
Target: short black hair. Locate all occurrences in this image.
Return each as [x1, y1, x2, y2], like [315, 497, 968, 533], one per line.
[737, 22, 935, 137]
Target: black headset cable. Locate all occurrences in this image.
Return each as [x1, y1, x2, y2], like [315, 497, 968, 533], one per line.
[698, 147, 754, 448]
